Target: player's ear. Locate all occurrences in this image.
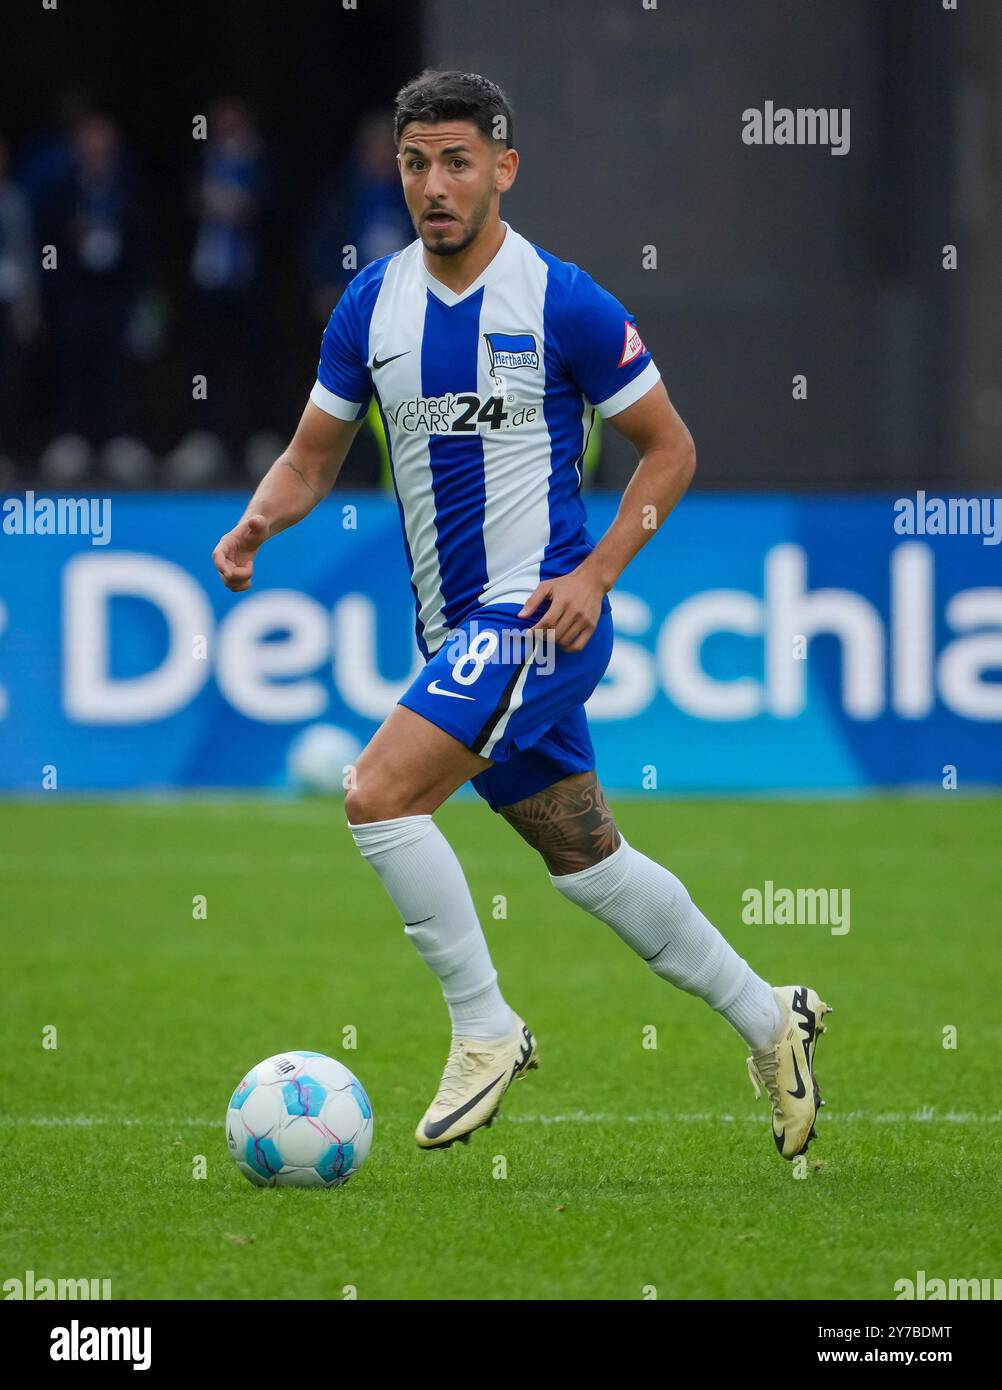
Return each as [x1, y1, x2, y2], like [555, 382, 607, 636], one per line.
[495, 146, 518, 193]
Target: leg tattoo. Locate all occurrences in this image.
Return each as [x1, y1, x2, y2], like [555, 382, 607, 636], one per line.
[499, 771, 621, 874]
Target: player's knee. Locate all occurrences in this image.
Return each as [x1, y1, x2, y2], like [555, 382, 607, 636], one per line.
[344, 778, 398, 825]
[345, 764, 428, 824]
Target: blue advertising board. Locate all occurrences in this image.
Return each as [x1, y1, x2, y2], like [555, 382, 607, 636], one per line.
[0, 491, 999, 792]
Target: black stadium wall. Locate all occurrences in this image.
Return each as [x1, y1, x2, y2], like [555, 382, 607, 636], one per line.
[425, 0, 998, 492]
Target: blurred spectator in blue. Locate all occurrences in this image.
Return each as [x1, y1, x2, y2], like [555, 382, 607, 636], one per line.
[187, 98, 269, 463]
[0, 136, 41, 460]
[41, 113, 146, 450]
[15, 87, 95, 220]
[191, 98, 265, 294]
[305, 108, 411, 323]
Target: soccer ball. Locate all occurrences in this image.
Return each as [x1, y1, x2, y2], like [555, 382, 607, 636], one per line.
[286, 723, 361, 796]
[226, 1050, 373, 1188]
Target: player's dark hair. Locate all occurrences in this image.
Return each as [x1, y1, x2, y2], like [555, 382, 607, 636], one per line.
[393, 70, 514, 149]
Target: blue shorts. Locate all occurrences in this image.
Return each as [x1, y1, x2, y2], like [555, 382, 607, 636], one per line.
[398, 600, 614, 811]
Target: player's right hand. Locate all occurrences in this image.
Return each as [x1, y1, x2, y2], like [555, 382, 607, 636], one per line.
[212, 513, 270, 592]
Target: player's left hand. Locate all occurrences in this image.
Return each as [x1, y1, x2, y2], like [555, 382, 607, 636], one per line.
[518, 567, 605, 652]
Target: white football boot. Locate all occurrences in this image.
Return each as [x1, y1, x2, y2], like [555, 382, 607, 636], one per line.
[746, 985, 833, 1160]
[415, 1015, 539, 1149]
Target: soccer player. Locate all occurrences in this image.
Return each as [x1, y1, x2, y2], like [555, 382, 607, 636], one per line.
[212, 70, 831, 1160]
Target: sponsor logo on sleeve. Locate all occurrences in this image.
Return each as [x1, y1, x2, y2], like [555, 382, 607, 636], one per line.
[618, 321, 646, 367]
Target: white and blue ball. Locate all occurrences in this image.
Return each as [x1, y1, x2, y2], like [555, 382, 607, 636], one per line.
[286, 723, 361, 796]
[226, 1050, 373, 1188]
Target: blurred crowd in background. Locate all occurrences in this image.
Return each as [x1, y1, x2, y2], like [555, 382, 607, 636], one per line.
[3, 0, 997, 497]
[0, 91, 415, 492]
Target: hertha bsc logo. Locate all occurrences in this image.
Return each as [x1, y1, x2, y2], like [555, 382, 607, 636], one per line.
[484, 332, 539, 372]
[619, 321, 645, 367]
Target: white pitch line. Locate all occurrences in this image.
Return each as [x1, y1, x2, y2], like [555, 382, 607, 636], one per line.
[0, 852, 336, 877]
[5, 1109, 1001, 1129]
[506, 1109, 1002, 1125]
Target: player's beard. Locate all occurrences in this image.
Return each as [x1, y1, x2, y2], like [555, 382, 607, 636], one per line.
[419, 186, 494, 257]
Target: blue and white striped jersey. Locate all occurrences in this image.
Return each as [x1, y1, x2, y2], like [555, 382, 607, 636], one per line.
[311, 223, 660, 656]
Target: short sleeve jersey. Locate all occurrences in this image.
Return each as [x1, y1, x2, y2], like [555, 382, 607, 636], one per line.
[311, 223, 660, 656]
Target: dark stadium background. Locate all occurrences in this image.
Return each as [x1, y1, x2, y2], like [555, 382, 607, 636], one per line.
[2, 0, 997, 491]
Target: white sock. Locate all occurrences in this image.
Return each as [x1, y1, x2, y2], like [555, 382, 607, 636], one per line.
[550, 836, 780, 1048]
[349, 815, 514, 1041]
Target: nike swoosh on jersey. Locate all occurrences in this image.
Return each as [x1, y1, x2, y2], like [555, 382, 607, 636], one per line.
[421, 1073, 506, 1140]
[372, 351, 410, 369]
[427, 680, 475, 700]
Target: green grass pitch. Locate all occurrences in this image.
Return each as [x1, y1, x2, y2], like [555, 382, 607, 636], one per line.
[1, 795, 999, 1301]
